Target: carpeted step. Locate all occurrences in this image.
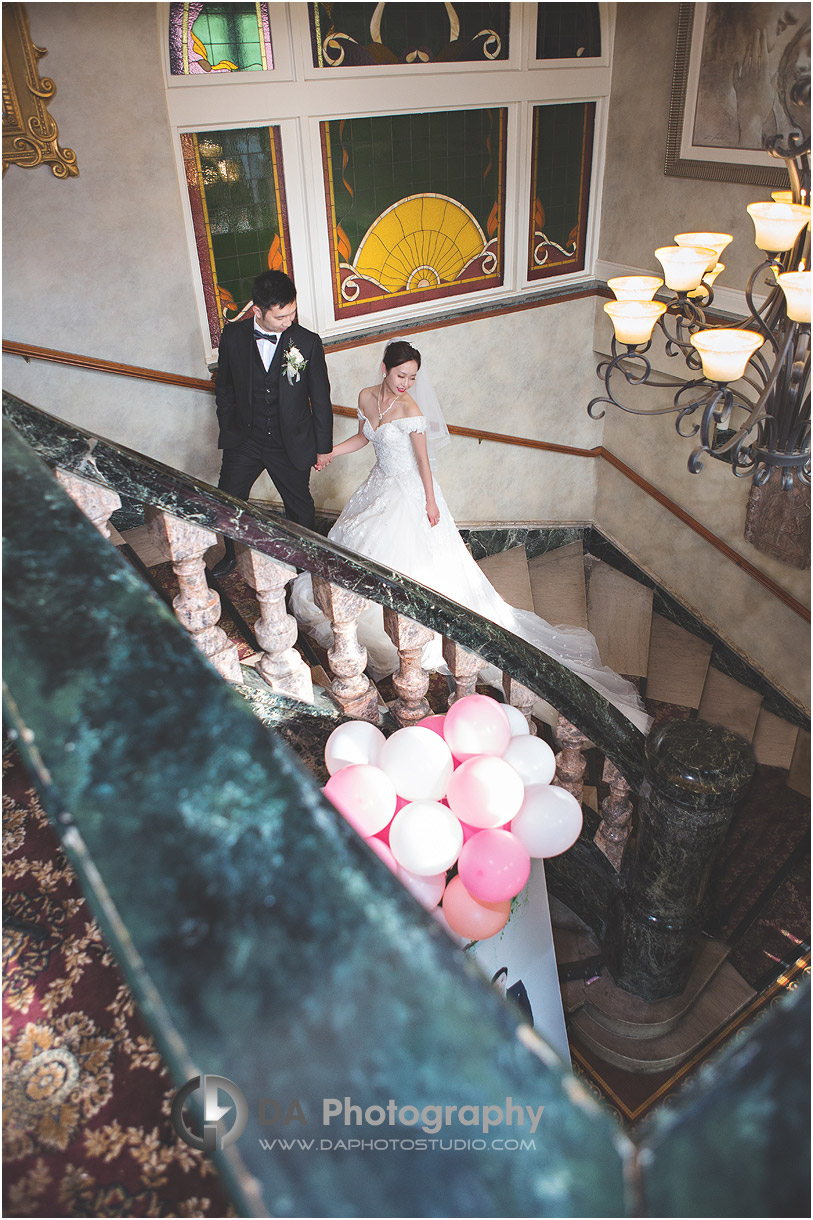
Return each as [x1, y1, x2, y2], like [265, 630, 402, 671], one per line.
[787, 729, 811, 796]
[645, 612, 713, 709]
[586, 559, 653, 677]
[697, 666, 764, 743]
[476, 543, 535, 611]
[527, 540, 589, 629]
[751, 707, 801, 770]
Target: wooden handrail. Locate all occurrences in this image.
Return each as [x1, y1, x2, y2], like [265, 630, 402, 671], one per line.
[5, 337, 808, 622]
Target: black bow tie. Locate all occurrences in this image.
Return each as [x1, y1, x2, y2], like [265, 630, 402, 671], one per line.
[254, 330, 278, 343]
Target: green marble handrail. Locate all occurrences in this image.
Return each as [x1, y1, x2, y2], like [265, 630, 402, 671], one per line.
[3, 417, 632, 1216]
[2, 393, 648, 784]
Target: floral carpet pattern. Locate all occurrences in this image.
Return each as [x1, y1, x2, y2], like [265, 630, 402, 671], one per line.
[2, 748, 232, 1218]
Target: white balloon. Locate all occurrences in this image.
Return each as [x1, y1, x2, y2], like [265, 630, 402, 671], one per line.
[503, 704, 531, 736]
[511, 784, 583, 857]
[389, 801, 463, 875]
[502, 734, 556, 787]
[396, 865, 447, 910]
[379, 726, 454, 800]
[325, 720, 386, 775]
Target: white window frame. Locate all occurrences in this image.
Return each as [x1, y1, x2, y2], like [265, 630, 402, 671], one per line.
[160, 2, 616, 359]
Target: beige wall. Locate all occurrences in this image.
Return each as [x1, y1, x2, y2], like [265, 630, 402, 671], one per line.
[599, 2, 771, 289]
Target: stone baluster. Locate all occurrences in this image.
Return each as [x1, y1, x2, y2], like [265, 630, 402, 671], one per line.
[384, 610, 435, 726]
[594, 758, 634, 871]
[441, 638, 487, 706]
[502, 675, 538, 735]
[311, 576, 379, 721]
[54, 469, 121, 540]
[237, 549, 313, 703]
[553, 715, 590, 803]
[605, 720, 754, 1001]
[146, 508, 242, 683]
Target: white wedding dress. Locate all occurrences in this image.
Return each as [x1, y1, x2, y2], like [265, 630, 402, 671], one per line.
[291, 412, 651, 732]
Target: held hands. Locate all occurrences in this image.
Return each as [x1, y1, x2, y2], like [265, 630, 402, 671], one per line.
[314, 452, 333, 472]
[426, 498, 440, 528]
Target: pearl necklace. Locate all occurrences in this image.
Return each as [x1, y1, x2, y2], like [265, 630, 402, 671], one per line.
[377, 380, 399, 424]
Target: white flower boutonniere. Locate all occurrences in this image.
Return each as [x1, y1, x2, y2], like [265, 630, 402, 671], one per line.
[283, 344, 308, 385]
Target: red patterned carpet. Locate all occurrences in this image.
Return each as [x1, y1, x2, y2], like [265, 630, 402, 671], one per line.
[2, 748, 232, 1218]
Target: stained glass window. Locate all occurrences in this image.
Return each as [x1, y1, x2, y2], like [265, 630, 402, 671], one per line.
[309, 2, 509, 67]
[527, 102, 595, 281]
[321, 108, 506, 320]
[180, 127, 292, 347]
[536, 3, 600, 60]
[169, 3, 273, 75]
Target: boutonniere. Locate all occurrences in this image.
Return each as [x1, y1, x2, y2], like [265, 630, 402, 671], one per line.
[283, 343, 308, 385]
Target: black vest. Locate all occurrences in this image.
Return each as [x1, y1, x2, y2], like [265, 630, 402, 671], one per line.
[249, 342, 283, 447]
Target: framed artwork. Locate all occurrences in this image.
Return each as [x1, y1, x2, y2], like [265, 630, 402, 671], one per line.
[664, 2, 810, 186]
[2, 3, 78, 178]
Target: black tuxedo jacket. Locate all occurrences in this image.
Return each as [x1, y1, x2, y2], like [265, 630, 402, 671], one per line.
[214, 317, 333, 470]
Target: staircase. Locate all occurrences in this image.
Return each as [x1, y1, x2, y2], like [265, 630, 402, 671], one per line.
[116, 517, 810, 1081]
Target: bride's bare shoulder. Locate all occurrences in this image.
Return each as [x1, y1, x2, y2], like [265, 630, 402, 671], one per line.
[357, 384, 377, 417]
[401, 393, 422, 417]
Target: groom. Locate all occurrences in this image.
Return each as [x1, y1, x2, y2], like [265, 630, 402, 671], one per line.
[211, 269, 333, 577]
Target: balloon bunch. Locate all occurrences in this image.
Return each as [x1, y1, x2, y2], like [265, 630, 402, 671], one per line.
[322, 694, 583, 942]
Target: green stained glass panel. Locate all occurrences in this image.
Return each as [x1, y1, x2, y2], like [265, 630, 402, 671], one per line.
[169, 3, 273, 75]
[180, 126, 292, 346]
[528, 102, 595, 280]
[309, 2, 509, 67]
[536, 2, 601, 60]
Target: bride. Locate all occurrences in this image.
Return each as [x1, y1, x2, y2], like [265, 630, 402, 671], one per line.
[290, 340, 650, 732]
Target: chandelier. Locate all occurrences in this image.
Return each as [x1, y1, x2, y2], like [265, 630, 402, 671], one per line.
[589, 140, 811, 489]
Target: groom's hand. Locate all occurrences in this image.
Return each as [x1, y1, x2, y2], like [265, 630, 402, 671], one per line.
[314, 453, 332, 471]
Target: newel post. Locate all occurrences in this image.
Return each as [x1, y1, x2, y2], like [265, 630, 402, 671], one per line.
[605, 720, 754, 1002]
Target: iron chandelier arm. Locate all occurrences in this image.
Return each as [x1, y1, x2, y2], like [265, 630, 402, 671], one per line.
[588, 345, 700, 420]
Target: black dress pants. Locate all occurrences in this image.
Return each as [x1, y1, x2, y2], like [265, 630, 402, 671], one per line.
[218, 435, 315, 530]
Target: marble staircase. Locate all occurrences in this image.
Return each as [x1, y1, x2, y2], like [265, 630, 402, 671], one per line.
[116, 519, 810, 1079]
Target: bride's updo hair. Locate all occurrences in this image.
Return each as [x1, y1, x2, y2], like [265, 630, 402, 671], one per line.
[383, 340, 421, 370]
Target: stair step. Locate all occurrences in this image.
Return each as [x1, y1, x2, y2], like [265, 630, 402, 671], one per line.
[751, 708, 800, 770]
[697, 667, 764, 743]
[645, 613, 713, 709]
[119, 524, 169, 568]
[476, 544, 535, 612]
[586, 560, 653, 677]
[787, 729, 811, 796]
[527, 541, 589, 629]
[569, 961, 756, 1073]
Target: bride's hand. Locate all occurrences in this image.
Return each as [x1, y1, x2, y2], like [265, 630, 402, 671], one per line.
[426, 499, 440, 527]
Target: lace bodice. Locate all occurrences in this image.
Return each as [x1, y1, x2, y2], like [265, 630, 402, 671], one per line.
[359, 411, 427, 477]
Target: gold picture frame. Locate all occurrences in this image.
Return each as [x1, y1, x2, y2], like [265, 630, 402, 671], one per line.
[2, 3, 78, 177]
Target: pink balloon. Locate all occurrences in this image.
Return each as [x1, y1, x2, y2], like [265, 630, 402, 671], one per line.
[445, 755, 525, 828]
[443, 694, 511, 761]
[366, 836, 398, 873]
[323, 764, 397, 837]
[442, 875, 511, 940]
[418, 714, 447, 739]
[458, 828, 531, 902]
[458, 817, 483, 844]
[511, 784, 583, 858]
[396, 866, 446, 910]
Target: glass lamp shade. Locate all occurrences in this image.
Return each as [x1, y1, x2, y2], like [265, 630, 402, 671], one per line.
[746, 202, 811, 251]
[604, 300, 666, 344]
[607, 275, 663, 300]
[688, 262, 725, 297]
[655, 245, 717, 290]
[674, 232, 733, 269]
[777, 270, 812, 322]
[690, 329, 763, 381]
